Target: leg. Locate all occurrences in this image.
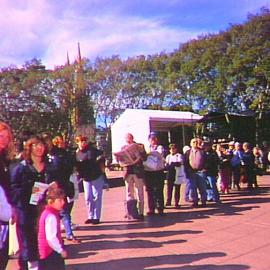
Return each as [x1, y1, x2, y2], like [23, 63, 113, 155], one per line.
[189, 172, 199, 205]
[0, 225, 9, 270]
[174, 184, 181, 207]
[124, 174, 136, 201]
[144, 171, 155, 214]
[207, 176, 220, 202]
[91, 175, 105, 221]
[155, 171, 165, 214]
[166, 178, 174, 206]
[133, 176, 145, 215]
[60, 202, 73, 239]
[83, 180, 94, 220]
[196, 171, 207, 205]
[184, 178, 191, 202]
[16, 222, 39, 270]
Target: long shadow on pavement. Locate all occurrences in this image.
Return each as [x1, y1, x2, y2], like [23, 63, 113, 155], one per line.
[66, 252, 249, 270]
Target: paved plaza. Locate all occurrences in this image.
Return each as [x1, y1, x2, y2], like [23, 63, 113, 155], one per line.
[7, 174, 270, 270]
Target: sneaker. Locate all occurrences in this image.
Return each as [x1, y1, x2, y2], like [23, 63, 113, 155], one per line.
[201, 203, 207, 207]
[158, 211, 165, 216]
[66, 236, 81, 243]
[92, 219, 100, 225]
[191, 202, 199, 208]
[175, 204, 180, 209]
[71, 223, 79, 230]
[136, 214, 144, 220]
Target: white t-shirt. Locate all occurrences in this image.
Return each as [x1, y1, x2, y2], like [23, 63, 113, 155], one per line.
[166, 153, 183, 165]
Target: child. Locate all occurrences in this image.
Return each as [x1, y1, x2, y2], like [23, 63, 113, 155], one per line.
[38, 186, 67, 270]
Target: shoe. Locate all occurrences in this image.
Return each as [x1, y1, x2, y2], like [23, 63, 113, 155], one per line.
[71, 223, 79, 230]
[175, 204, 180, 209]
[191, 203, 199, 208]
[84, 219, 93, 224]
[165, 202, 171, 207]
[66, 236, 81, 243]
[201, 203, 207, 207]
[147, 211, 155, 216]
[158, 211, 165, 216]
[92, 219, 100, 225]
[136, 214, 144, 220]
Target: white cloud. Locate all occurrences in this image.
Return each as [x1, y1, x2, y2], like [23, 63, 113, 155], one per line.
[42, 14, 200, 69]
[0, 0, 268, 69]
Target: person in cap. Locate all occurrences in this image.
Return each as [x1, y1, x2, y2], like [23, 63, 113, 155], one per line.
[144, 133, 166, 215]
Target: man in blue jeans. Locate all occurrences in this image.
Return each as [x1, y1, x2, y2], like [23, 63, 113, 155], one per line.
[184, 138, 207, 207]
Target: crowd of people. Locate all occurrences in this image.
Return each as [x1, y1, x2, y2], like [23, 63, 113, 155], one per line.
[118, 132, 268, 218]
[0, 121, 107, 270]
[0, 120, 269, 270]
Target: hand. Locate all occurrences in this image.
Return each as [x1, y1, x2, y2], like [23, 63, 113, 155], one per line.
[61, 249, 68, 258]
[10, 207, 18, 225]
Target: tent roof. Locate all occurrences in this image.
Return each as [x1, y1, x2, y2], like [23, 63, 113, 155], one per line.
[112, 109, 202, 131]
[198, 111, 255, 123]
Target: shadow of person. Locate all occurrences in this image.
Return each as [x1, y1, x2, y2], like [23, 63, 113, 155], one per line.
[66, 252, 249, 270]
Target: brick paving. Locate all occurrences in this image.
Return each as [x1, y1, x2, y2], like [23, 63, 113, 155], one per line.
[7, 174, 270, 270]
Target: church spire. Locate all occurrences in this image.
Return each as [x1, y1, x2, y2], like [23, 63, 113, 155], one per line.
[77, 42, 82, 63]
[66, 51, 70, 66]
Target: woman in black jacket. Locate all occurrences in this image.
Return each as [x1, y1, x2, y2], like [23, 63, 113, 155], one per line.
[10, 136, 56, 270]
[75, 135, 105, 225]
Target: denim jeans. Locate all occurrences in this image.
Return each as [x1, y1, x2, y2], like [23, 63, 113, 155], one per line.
[189, 171, 207, 204]
[83, 174, 105, 220]
[206, 175, 220, 202]
[60, 201, 74, 238]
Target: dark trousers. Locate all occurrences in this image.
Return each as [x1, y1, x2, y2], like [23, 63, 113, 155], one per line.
[231, 165, 241, 188]
[39, 251, 65, 270]
[166, 178, 180, 206]
[144, 170, 164, 213]
[17, 223, 39, 270]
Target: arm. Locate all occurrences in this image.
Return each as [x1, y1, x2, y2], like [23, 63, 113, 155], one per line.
[9, 162, 33, 207]
[45, 214, 67, 257]
[0, 186, 12, 222]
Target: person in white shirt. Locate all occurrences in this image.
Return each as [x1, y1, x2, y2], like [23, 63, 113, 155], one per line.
[165, 144, 183, 209]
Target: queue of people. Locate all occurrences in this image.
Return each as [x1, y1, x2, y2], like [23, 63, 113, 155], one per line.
[0, 120, 268, 270]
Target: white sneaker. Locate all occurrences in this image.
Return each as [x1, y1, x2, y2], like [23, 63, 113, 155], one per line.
[71, 223, 79, 230]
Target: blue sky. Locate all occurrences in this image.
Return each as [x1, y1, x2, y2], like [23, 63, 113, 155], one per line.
[0, 0, 268, 69]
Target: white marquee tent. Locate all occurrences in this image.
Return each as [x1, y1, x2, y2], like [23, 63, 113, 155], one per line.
[111, 109, 202, 160]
